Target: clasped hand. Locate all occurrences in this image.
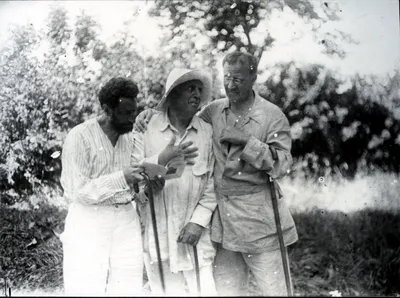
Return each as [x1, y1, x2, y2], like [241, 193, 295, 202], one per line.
[220, 126, 251, 146]
[123, 164, 165, 194]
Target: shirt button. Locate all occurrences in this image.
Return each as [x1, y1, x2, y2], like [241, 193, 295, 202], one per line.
[274, 133, 278, 138]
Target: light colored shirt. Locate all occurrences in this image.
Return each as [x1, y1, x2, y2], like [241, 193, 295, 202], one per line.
[138, 112, 217, 273]
[60, 117, 145, 206]
[199, 92, 293, 195]
[198, 92, 298, 252]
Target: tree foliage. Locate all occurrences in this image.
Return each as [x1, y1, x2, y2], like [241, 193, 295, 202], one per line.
[260, 63, 400, 178]
[150, 0, 353, 61]
[0, 2, 398, 203]
[0, 5, 144, 200]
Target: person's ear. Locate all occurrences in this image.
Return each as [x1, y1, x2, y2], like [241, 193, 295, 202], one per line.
[102, 104, 113, 117]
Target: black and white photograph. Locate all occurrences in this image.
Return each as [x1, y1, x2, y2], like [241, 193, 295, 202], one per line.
[0, 0, 399, 296]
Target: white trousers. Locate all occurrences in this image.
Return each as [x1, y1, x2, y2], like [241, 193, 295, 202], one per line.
[62, 202, 143, 296]
[144, 253, 217, 296]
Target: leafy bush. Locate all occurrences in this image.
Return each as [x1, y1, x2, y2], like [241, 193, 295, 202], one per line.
[0, 202, 67, 293]
[260, 63, 400, 179]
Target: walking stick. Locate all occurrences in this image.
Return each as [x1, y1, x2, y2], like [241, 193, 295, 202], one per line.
[268, 147, 293, 296]
[192, 245, 201, 295]
[142, 173, 166, 294]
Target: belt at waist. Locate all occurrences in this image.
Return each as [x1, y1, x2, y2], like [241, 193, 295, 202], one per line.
[216, 179, 268, 196]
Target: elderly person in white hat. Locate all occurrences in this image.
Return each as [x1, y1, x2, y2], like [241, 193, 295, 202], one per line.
[137, 68, 218, 296]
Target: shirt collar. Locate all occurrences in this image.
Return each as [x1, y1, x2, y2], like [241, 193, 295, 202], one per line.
[159, 110, 200, 132]
[221, 91, 264, 124]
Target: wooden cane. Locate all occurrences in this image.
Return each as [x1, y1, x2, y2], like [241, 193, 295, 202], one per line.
[193, 245, 201, 295]
[268, 147, 293, 296]
[142, 173, 165, 294]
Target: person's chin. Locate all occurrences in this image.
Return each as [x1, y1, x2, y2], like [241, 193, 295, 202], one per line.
[228, 93, 241, 101]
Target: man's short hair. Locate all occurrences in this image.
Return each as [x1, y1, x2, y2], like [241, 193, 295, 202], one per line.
[222, 51, 258, 76]
[98, 77, 139, 109]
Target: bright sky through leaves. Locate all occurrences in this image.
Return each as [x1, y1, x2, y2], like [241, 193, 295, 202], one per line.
[0, 0, 398, 78]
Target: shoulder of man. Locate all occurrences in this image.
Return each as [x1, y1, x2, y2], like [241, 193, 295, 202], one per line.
[207, 97, 229, 108]
[255, 93, 288, 121]
[198, 97, 228, 122]
[195, 115, 213, 136]
[146, 111, 163, 128]
[65, 118, 96, 142]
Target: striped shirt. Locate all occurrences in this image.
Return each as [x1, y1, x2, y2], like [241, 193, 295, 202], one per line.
[60, 117, 145, 206]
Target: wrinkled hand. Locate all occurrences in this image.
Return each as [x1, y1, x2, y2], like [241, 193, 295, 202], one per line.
[123, 164, 145, 188]
[144, 175, 165, 196]
[158, 134, 199, 166]
[220, 126, 251, 146]
[177, 222, 204, 246]
[133, 109, 156, 133]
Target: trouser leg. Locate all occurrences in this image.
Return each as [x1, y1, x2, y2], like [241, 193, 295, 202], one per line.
[243, 248, 291, 296]
[143, 253, 187, 296]
[213, 243, 249, 296]
[106, 206, 144, 296]
[183, 263, 217, 296]
[62, 204, 111, 296]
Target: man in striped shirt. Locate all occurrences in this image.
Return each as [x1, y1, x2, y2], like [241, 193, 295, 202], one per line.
[60, 77, 198, 296]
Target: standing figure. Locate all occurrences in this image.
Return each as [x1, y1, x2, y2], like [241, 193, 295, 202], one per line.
[138, 68, 218, 296]
[60, 77, 187, 296]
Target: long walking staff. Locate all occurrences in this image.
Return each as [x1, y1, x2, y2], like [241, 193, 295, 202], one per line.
[192, 245, 201, 295]
[268, 147, 293, 296]
[142, 173, 166, 294]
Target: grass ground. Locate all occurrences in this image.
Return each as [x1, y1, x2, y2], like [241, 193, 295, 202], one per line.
[1, 171, 399, 296]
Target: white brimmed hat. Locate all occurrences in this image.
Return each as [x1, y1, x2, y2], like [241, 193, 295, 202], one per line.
[157, 68, 212, 111]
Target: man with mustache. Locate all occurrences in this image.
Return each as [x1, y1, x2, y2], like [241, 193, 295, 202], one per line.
[60, 77, 197, 296]
[135, 52, 298, 296]
[137, 68, 218, 296]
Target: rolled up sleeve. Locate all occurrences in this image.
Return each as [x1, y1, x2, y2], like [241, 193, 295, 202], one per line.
[190, 174, 217, 228]
[190, 152, 217, 228]
[240, 116, 293, 179]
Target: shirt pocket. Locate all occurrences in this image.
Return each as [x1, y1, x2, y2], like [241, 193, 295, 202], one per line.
[192, 160, 209, 177]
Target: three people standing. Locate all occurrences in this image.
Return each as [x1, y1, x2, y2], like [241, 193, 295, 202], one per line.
[60, 51, 297, 296]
